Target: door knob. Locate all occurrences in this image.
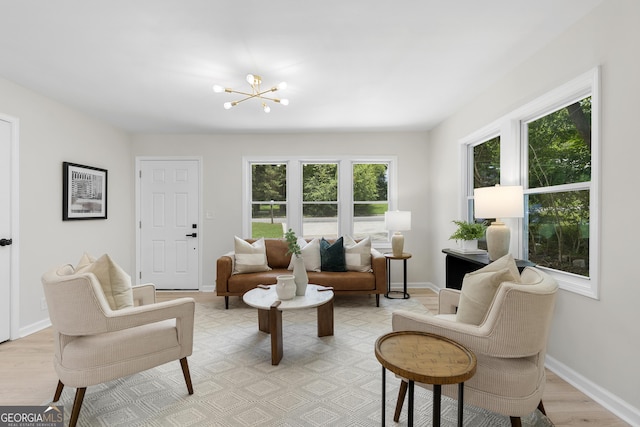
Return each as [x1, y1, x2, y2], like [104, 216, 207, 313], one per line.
[0, 238, 12, 246]
[185, 233, 197, 238]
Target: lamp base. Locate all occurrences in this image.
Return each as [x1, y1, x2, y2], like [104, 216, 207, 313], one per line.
[391, 232, 404, 257]
[486, 221, 510, 261]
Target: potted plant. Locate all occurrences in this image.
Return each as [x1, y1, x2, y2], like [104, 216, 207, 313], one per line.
[449, 220, 487, 251]
[284, 228, 301, 257]
[284, 228, 307, 295]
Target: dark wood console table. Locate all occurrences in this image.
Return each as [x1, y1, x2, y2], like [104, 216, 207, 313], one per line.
[442, 249, 535, 290]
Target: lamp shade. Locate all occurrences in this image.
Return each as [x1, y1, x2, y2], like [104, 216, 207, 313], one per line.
[474, 185, 524, 219]
[385, 211, 411, 231]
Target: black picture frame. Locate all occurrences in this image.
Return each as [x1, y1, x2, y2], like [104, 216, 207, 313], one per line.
[62, 162, 108, 220]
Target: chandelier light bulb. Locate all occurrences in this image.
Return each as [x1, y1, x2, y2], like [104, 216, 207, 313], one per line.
[246, 74, 255, 84]
[212, 85, 224, 93]
[277, 82, 287, 90]
[280, 98, 289, 106]
[223, 102, 233, 110]
[263, 103, 271, 113]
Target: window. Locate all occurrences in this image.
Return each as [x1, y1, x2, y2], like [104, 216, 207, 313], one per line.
[250, 163, 287, 238]
[352, 163, 389, 241]
[524, 97, 592, 278]
[466, 136, 500, 250]
[302, 163, 339, 238]
[244, 156, 395, 245]
[462, 68, 599, 298]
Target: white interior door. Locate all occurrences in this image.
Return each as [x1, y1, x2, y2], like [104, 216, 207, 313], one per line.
[139, 159, 200, 290]
[0, 119, 13, 342]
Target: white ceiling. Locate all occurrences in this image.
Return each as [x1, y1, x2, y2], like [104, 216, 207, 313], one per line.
[0, 0, 604, 134]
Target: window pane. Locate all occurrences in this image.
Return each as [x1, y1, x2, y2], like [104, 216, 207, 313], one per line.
[353, 163, 388, 201]
[302, 204, 337, 238]
[527, 190, 589, 277]
[303, 163, 337, 202]
[353, 163, 389, 241]
[251, 203, 286, 238]
[252, 164, 286, 201]
[353, 203, 388, 241]
[251, 163, 287, 238]
[473, 136, 500, 188]
[528, 97, 592, 189]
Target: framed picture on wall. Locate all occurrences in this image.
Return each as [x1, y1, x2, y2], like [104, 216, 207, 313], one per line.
[62, 162, 108, 220]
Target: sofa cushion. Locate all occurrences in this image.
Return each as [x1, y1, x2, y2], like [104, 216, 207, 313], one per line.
[76, 254, 134, 310]
[320, 237, 347, 272]
[344, 235, 372, 272]
[456, 254, 520, 325]
[233, 236, 271, 274]
[287, 237, 321, 272]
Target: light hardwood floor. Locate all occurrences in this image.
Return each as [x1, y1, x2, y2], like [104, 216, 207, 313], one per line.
[0, 289, 629, 426]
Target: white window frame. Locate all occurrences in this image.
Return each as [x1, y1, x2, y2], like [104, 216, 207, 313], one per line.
[243, 155, 397, 248]
[460, 67, 600, 299]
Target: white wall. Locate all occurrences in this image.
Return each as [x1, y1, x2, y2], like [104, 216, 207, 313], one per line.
[427, 0, 640, 420]
[0, 77, 133, 335]
[132, 132, 430, 291]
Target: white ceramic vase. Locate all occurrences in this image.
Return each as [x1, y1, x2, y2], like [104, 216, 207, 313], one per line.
[275, 274, 296, 300]
[291, 255, 309, 296]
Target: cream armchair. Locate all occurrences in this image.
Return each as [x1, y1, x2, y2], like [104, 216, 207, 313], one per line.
[392, 267, 558, 427]
[42, 265, 195, 427]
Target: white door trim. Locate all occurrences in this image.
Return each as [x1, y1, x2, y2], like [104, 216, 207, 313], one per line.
[1, 113, 20, 340]
[135, 156, 203, 289]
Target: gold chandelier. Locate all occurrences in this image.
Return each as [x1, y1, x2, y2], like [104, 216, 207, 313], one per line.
[213, 74, 289, 113]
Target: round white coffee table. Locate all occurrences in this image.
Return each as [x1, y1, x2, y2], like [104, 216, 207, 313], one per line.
[243, 284, 334, 365]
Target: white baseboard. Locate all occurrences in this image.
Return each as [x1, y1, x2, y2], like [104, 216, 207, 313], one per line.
[200, 284, 215, 292]
[546, 355, 640, 426]
[390, 281, 434, 290]
[398, 282, 440, 293]
[19, 318, 51, 338]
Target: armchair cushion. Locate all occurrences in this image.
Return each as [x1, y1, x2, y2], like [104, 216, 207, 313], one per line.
[62, 319, 178, 370]
[456, 254, 520, 325]
[76, 254, 133, 310]
[233, 236, 271, 274]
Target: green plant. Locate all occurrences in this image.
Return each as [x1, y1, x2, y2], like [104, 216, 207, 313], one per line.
[449, 220, 487, 241]
[284, 228, 301, 256]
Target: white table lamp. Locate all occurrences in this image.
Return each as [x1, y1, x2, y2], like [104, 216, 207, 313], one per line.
[474, 185, 524, 261]
[385, 211, 411, 257]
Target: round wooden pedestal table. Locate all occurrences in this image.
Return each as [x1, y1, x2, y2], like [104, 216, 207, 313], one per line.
[375, 331, 477, 427]
[243, 284, 334, 365]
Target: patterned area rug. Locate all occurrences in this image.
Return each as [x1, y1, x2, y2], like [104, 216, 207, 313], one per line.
[51, 294, 553, 426]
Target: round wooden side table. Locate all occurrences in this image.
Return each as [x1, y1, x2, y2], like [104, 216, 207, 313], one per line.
[375, 331, 477, 427]
[243, 284, 334, 365]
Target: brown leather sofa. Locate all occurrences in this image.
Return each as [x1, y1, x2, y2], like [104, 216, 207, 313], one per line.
[216, 238, 387, 308]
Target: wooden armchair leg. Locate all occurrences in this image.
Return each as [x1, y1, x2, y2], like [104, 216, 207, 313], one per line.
[538, 400, 546, 415]
[393, 380, 408, 422]
[53, 380, 64, 402]
[69, 387, 86, 427]
[510, 400, 545, 427]
[180, 357, 194, 395]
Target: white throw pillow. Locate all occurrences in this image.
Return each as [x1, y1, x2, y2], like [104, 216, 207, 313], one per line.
[287, 238, 321, 272]
[343, 235, 372, 272]
[455, 254, 521, 325]
[75, 252, 96, 270]
[76, 254, 134, 310]
[233, 236, 271, 274]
